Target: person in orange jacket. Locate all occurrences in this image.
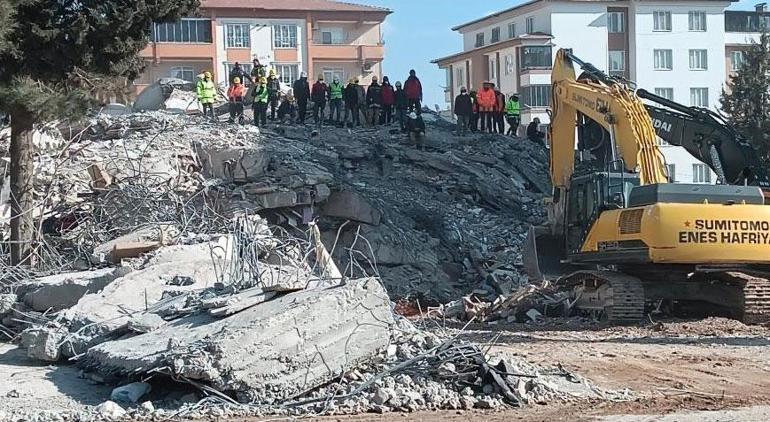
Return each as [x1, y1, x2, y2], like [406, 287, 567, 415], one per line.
[476, 81, 497, 133]
[227, 77, 248, 123]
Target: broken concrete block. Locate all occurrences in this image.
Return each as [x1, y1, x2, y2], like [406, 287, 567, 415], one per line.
[20, 268, 130, 312]
[111, 382, 151, 404]
[84, 278, 395, 404]
[20, 326, 66, 362]
[322, 191, 382, 225]
[95, 400, 126, 419]
[91, 224, 179, 264]
[0, 294, 16, 315]
[253, 190, 298, 210]
[127, 313, 166, 333]
[87, 163, 112, 191]
[194, 144, 269, 182]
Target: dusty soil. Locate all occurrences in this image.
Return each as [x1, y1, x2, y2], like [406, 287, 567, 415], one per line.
[306, 317, 770, 421]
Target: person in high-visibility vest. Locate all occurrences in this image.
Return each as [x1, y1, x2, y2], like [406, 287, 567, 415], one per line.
[505, 93, 521, 137]
[251, 77, 270, 128]
[196, 71, 216, 118]
[328, 77, 344, 125]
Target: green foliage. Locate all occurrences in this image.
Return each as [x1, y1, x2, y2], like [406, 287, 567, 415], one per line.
[0, 0, 200, 119]
[721, 32, 770, 166]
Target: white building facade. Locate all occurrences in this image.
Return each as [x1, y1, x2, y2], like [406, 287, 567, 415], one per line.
[434, 0, 739, 184]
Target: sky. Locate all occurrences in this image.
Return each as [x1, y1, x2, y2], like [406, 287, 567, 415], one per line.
[364, 0, 762, 108]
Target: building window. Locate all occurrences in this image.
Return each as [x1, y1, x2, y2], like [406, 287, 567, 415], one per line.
[169, 66, 195, 82]
[475, 33, 485, 48]
[608, 11, 625, 33]
[504, 54, 514, 75]
[489, 57, 496, 80]
[689, 49, 708, 70]
[667, 164, 676, 182]
[320, 27, 344, 45]
[690, 88, 709, 107]
[522, 85, 551, 107]
[653, 11, 672, 31]
[653, 49, 673, 70]
[274, 64, 298, 85]
[455, 67, 465, 88]
[693, 164, 712, 184]
[731, 50, 745, 71]
[521, 46, 552, 70]
[322, 68, 344, 83]
[526, 17, 535, 33]
[273, 25, 297, 48]
[153, 19, 212, 43]
[225, 23, 250, 48]
[491, 27, 500, 43]
[689, 11, 707, 31]
[608, 50, 626, 73]
[654, 87, 674, 100]
[508, 22, 516, 38]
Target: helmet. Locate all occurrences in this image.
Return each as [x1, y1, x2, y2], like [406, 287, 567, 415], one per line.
[269, 69, 276, 76]
[233, 77, 241, 84]
[372, 75, 378, 81]
[260, 77, 267, 84]
[318, 75, 324, 81]
[204, 71, 212, 79]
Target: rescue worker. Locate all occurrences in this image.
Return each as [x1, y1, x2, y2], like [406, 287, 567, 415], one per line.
[355, 78, 367, 126]
[453, 87, 472, 136]
[380, 76, 395, 125]
[403, 69, 423, 114]
[394, 81, 408, 131]
[366, 75, 383, 126]
[277, 93, 297, 124]
[293, 72, 311, 124]
[343, 78, 360, 127]
[266, 69, 281, 120]
[196, 71, 216, 119]
[494, 87, 506, 134]
[251, 77, 269, 128]
[328, 76, 344, 125]
[229, 62, 247, 85]
[226, 77, 247, 123]
[405, 112, 426, 149]
[527, 117, 545, 144]
[505, 93, 521, 136]
[469, 90, 479, 132]
[250, 58, 266, 81]
[311, 75, 328, 125]
[477, 82, 497, 133]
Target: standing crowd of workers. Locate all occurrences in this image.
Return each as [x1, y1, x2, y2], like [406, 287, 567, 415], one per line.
[196, 62, 542, 144]
[196, 60, 426, 136]
[452, 80, 544, 143]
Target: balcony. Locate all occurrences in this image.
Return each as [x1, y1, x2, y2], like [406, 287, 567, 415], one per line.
[312, 44, 385, 62]
[140, 43, 216, 62]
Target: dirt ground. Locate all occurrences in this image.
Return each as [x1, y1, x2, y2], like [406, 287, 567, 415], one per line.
[3, 317, 770, 421]
[310, 316, 770, 422]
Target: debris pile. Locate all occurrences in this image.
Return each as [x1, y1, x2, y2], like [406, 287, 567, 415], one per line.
[0, 109, 623, 421]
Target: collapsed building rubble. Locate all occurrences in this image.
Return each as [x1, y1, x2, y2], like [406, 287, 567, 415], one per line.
[0, 109, 628, 421]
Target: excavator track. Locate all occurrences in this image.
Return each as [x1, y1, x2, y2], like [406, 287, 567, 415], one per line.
[715, 271, 770, 324]
[559, 270, 645, 323]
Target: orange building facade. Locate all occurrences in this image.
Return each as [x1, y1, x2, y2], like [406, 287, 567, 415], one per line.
[135, 0, 390, 93]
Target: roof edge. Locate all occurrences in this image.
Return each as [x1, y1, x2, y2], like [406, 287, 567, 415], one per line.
[451, 0, 542, 31]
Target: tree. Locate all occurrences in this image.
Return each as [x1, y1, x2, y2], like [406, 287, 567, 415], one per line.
[721, 32, 770, 167]
[0, 0, 199, 265]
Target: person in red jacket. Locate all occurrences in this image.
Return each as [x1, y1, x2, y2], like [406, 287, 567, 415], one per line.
[403, 69, 423, 114]
[476, 81, 497, 133]
[380, 76, 395, 124]
[226, 77, 247, 124]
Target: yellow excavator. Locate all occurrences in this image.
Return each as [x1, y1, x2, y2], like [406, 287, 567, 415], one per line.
[532, 49, 770, 323]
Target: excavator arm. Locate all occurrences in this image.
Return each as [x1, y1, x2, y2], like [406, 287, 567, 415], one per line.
[550, 49, 669, 189]
[636, 89, 770, 188]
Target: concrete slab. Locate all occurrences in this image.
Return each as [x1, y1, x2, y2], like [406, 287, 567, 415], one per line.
[19, 268, 131, 312]
[84, 278, 395, 404]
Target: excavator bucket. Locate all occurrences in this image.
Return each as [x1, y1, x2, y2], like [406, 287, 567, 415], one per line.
[522, 225, 545, 283]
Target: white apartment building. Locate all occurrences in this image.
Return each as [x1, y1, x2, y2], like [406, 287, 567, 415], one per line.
[434, 0, 740, 184]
